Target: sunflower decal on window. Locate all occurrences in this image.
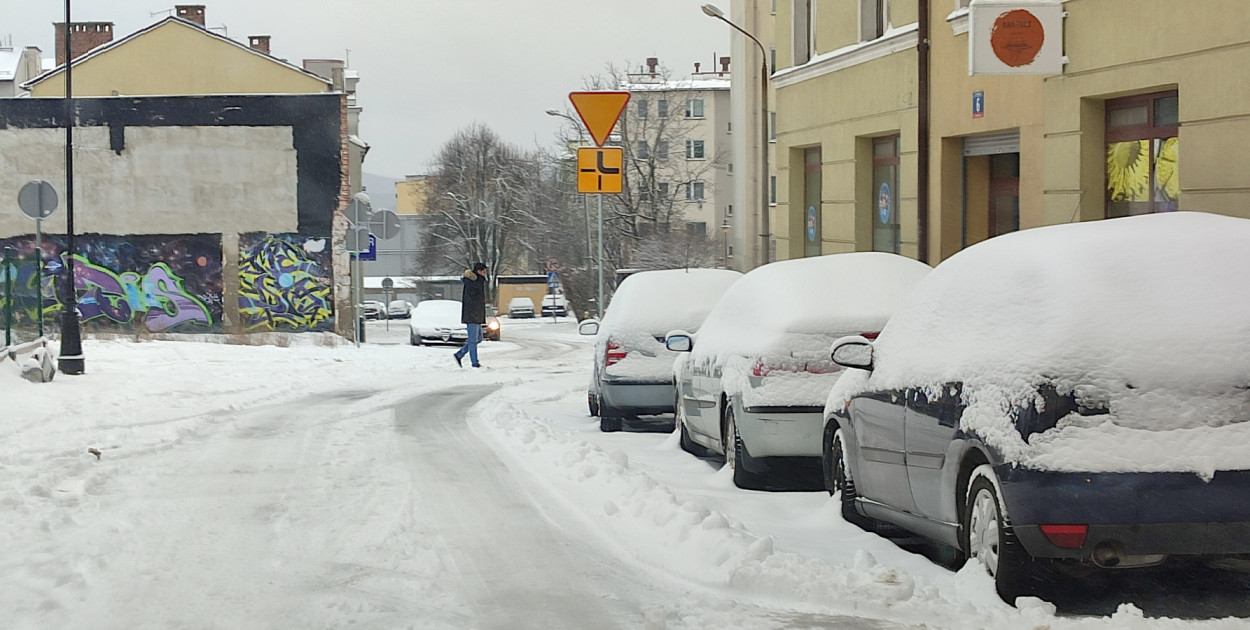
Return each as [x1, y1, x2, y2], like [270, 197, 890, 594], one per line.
[1155, 137, 1180, 202]
[1106, 140, 1151, 202]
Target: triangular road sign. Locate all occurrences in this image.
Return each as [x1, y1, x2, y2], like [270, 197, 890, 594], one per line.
[569, 91, 631, 147]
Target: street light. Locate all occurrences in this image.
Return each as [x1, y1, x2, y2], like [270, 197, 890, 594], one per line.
[59, 0, 84, 375]
[702, 3, 771, 267]
[546, 109, 604, 319]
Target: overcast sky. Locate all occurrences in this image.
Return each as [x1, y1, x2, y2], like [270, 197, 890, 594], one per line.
[6, 0, 730, 180]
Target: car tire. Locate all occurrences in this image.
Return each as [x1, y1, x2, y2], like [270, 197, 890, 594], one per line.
[588, 392, 600, 417]
[826, 427, 877, 531]
[964, 473, 1033, 603]
[723, 405, 767, 490]
[410, 332, 422, 346]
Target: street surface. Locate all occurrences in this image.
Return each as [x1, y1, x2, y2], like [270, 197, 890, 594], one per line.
[2, 318, 1247, 629]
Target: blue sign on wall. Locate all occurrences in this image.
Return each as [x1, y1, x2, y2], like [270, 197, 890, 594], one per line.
[878, 183, 893, 225]
[353, 233, 377, 261]
[806, 206, 818, 242]
[973, 90, 985, 118]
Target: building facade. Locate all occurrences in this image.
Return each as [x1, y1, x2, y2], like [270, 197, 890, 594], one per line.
[763, 0, 1250, 265]
[727, 0, 777, 270]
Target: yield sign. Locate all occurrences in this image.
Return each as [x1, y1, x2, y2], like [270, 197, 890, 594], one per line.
[569, 91, 630, 147]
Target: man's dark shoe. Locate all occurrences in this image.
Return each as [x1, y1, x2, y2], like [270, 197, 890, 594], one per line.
[453, 354, 463, 368]
[472, 364, 482, 368]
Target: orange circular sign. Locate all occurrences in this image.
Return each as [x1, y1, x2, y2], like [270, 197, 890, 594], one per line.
[990, 9, 1045, 68]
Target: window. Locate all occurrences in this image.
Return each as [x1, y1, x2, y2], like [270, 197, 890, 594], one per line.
[686, 222, 707, 237]
[793, 0, 814, 65]
[1105, 91, 1180, 217]
[686, 181, 705, 201]
[769, 111, 777, 141]
[658, 182, 669, 199]
[860, 0, 888, 41]
[727, 121, 733, 133]
[770, 47, 777, 75]
[727, 204, 734, 216]
[685, 98, 704, 119]
[686, 139, 705, 159]
[657, 99, 669, 118]
[769, 175, 777, 204]
[728, 162, 734, 175]
[635, 141, 649, 160]
[636, 99, 648, 119]
[872, 135, 900, 253]
[771, 0, 777, 14]
[657, 140, 670, 161]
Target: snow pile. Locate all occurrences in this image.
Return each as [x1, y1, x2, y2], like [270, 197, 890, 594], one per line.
[598, 269, 741, 380]
[829, 212, 1250, 475]
[473, 383, 1250, 629]
[689, 253, 930, 405]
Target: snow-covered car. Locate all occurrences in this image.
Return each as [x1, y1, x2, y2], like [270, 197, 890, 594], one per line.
[362, 300, 386, 320]
[485, 313, 501, 341]
[540, 294, 569, 317]
[409, 300, 468, 345]
[666, 253, 930, 490]
[387, 299, 413, 319]
[507, 297, 535, 318]
[826, 212, 1250, 603]
[583, 268, 741, 432]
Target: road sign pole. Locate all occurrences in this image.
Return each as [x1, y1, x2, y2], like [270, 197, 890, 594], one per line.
[35, 219, 43, 338]
[597, 194, 604, 320]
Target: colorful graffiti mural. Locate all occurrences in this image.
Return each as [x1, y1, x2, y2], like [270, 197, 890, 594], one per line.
[238, 234, 334, 333]
[0, 234, 223, 334]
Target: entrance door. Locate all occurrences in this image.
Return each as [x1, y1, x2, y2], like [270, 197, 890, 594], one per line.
[988, 153, 1019, 238]
[804, 147, 822, 257]
[872, 136, 900, 253]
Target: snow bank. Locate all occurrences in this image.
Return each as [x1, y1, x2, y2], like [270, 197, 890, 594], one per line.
[829, 212, 1250, 475]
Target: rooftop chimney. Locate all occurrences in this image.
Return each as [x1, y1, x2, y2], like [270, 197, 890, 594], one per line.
[175, 5, 207, 26]
[646, 57, 658, 77]
[54, 22, 114, 67]
[694, 62, 701, 73]
[248, 35, 271, 55]
[720, 56, 730, 74]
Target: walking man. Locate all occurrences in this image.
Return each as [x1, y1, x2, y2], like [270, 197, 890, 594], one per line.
[454, 262, 488, 368]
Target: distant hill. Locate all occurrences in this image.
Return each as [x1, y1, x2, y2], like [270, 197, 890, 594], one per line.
[362, 173, 399, 211]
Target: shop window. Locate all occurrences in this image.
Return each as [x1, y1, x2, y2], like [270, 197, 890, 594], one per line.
[1105, 91, 1179, 218]
[873, 135, 900, 253]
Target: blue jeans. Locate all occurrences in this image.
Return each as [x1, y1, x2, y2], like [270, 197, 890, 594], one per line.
[455, 323, 482, 366]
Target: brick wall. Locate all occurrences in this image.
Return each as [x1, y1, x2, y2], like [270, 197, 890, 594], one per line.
[54, 22, 114, 67]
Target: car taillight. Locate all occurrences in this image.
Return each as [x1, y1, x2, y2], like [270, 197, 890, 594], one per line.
[750, 358, 769, 377]
[1040, 524, 1088, 549]
[605, 339, 627, 367]
[860, 332, 880, 340]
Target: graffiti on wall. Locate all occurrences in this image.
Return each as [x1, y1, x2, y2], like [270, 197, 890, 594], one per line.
[0, 234, 223, 333]
[238, 234, 334, 333]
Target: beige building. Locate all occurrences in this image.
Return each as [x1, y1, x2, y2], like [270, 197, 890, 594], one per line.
[726, 1, 777, 270]
[619, 59, 733, 253]
[764, 0, 1250, 265]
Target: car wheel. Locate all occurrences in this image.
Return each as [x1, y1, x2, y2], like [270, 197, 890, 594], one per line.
[723, 405, 767, 490]
[588, 391, 600, 417]
[965, 473, 1033, 603]
[826, 428, 877, 531]
[410, 332, 422, 346]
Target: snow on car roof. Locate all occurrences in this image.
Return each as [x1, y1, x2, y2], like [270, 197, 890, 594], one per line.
[691, 252, 930, 363]
[599, 268, 741, 337]
[830, 212, 1250, 477]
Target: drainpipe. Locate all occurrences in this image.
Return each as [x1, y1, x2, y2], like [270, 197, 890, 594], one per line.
[917, 0, 931, 263]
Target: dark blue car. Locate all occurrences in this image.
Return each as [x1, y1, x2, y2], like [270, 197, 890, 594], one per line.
[822, 212, 1250, 603]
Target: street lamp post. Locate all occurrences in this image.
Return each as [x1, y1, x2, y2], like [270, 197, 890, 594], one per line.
[702, 3, 770, 267]
[59, 0, 84, 374]
[546, 109, 604, 318]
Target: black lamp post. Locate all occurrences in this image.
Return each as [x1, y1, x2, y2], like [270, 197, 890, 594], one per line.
[59, 0, 84, 374]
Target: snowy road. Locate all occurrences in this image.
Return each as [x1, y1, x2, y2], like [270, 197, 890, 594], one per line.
[3, 320, 1249, 629]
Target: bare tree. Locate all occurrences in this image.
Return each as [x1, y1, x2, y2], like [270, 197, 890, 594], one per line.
[422, 124, 538, 293]
[629, 227, 723, 270]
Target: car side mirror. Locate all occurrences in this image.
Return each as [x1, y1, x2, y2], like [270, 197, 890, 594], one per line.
[579, 319, 600, 336]
[664, 330, 693, 353]
[831, 338, 874, 371]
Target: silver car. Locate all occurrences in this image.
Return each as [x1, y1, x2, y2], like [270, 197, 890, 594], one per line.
[582, 269, 741, 432]
[409, 300, 468, 345]
[666, 253, 930, 490]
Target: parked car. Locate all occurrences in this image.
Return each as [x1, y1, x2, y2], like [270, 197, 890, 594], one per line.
[508, 296, 536, 318]
[666, 253, 930, 490]
[540, 294, 569, 317]
[387, 299, 413, 319]
[582, 268, 741, 432]
[362, 300, 386, 320]
[825, 212, 1250, 603]
[409, 300, 468, 345]
[485, 306, 502, 341]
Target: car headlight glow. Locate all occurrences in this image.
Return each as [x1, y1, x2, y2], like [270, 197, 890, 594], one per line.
[488, 321, 500, 331]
